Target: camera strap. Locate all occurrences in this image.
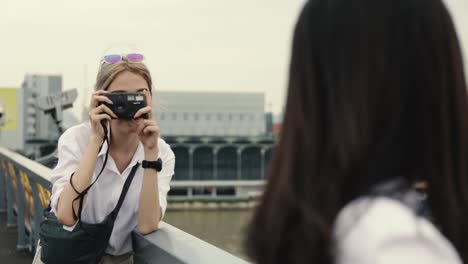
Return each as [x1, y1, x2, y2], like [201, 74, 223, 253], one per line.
[69, 121, 111, 224]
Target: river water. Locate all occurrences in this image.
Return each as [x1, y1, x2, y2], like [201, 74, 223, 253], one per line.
[164, 210, 253, 260]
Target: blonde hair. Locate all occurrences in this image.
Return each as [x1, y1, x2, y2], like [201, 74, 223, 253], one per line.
[95, 59, 153, 93]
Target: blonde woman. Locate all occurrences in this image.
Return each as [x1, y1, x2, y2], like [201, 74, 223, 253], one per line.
[36, 53, 175, 264]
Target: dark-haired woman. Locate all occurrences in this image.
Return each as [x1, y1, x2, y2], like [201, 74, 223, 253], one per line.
[246, 0, 467, 263]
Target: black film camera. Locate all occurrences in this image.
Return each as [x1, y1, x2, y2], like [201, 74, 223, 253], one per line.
[102, 93, 147, 119]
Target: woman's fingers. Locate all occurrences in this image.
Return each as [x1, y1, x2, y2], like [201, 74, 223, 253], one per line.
[88, 90, 111, 109]
[94, 90, 109, 95]
[89, 96, 112, 110]
[133, 106, 152, 119]
[89, 104, 117, 119]
[136, 119, 158, 134]
[100, 105, 118, 119]
[134, 89, 153, 119]
[140, 119, 157, 126]
[143, 126, 160, 135]
[136, 121, 146, 135]
[92, 95, 113, 106]
[87, 91, 112, 138]
[90, 113, 111, 123]
[141, 89, 153, 119]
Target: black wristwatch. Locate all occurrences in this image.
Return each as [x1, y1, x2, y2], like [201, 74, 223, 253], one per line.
[142, 158, 163, 172]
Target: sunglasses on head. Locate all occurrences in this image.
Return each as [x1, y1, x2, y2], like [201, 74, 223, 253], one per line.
[101, 53, 145, 64]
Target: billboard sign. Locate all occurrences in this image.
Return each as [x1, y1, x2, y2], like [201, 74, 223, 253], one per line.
[0, 88, 18, 131]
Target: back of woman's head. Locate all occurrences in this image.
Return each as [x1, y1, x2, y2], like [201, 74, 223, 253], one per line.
[246, 0, 468, 263]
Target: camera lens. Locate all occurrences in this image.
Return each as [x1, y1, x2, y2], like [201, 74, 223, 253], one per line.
[116, 104, 125, 112]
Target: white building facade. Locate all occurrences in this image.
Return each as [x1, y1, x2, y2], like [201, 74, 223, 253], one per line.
[153, 91, 266, 137]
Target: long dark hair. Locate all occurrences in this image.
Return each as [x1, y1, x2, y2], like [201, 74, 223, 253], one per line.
[246, 0, 468, 263]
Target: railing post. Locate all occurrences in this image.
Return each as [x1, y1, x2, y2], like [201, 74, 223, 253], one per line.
[237, 147, 244, 180]
[189, 147, 195, 180]
[12, 166, 30, 251]
[261, 148, 267, 179]
[0, 160, 6, 212]
[3, 161, 17, 227]
[213, 147, 219, 180]
[30, 181, 43, 252]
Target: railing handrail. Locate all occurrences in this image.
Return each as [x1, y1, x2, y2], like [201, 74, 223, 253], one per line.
[170, 180, 264, 187]
[0, 148, 51, 182]
[133, 222, 249, 264]
[0, 147, 250, 263]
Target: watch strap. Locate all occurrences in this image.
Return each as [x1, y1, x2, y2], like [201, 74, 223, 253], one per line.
[142, 158, 162, 172]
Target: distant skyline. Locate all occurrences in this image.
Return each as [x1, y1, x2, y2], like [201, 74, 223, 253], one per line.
[1, 0, 467, 119]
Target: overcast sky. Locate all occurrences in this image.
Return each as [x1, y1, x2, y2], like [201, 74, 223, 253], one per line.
[1, 0, 467, 119]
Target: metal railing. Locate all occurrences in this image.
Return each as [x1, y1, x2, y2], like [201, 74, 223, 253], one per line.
[169, 180, 264, 202]
[0, 147, 249, 263]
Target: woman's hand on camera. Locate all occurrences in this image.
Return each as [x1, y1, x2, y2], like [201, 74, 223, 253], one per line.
[88, 90, 117, 143]
[134, 90, 160, 155]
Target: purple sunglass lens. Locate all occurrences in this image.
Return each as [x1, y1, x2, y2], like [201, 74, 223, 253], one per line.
[126, 53, 144, 62]
[103, 54, 122, 64]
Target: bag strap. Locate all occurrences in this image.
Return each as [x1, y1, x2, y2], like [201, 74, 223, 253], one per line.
[110, 163, 139, 220]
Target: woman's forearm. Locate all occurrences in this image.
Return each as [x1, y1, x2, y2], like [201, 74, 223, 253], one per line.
[56, 136, 102, 226]
[137, 147, 161, 234]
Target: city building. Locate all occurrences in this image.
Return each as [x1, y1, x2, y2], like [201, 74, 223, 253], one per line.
[153, 91, 266, 137]
[22, 74, 62, 141]
[1, 86, 276, 199]
[147, 91, 275, 199]
[0, 74, 68, 157]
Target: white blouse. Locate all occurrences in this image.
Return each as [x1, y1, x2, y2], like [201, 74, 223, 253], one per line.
[49, 122, 175, 256]
[334, 197, 462, 264]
